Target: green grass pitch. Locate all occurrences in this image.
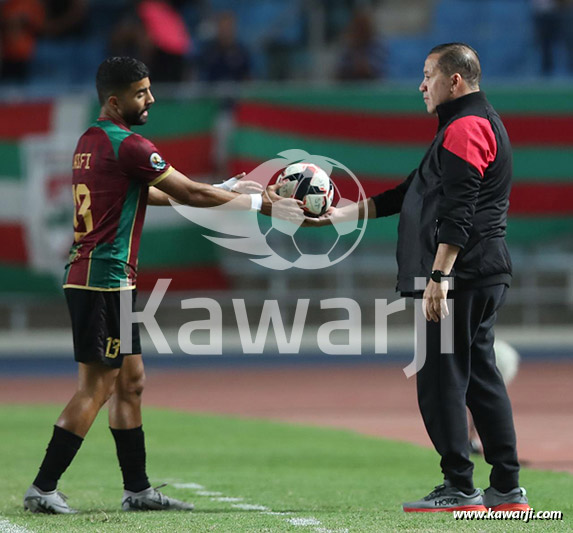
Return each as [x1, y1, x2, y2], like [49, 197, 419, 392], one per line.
[0, 405, 571, 532]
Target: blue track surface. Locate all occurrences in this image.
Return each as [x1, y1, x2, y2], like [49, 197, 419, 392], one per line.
[0, 348, 570, 377]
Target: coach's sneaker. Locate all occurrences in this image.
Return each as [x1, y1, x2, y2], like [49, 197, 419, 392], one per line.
[23, 485, 77, 514]
[483, 486, 530, 512]
[402, 480, 487, 512]
[122, 484, 194, 511]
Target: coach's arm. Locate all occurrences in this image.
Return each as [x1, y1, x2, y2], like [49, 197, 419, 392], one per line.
[303, 170, 415, 226]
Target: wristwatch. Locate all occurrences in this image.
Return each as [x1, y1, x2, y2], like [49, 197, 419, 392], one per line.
[430, 270, 447, 283]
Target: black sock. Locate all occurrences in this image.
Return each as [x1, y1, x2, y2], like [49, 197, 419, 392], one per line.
[33, 425, 83, 492]
[110, 426, 150, 493]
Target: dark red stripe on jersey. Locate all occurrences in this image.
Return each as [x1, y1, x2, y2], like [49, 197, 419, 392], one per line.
[64, 258, 91, 287]
[443, 116, 497, 177]
[0, 102, 51, 140]
[0, 224, 27, 262]
[137, 266, 229, 291]
[237, 102, 437, 143]
[153, 135, 213, 176]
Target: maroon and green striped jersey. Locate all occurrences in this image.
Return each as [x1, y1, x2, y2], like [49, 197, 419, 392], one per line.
[63, 118, 173, 291]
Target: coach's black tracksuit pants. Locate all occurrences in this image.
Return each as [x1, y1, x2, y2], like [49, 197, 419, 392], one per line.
[416, 284, 520, 494]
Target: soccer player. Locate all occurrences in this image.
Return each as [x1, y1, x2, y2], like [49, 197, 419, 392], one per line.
[310, 43, 530, 513]
[23, 56, 300, 514]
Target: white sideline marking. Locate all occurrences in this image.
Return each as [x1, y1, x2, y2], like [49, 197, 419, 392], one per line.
[0, 518, 34, 533]
[172, 481, 341, 532]
[172, 482, 205, 490]
[288, 517, 322, 526]
[232, 503, 270, 511]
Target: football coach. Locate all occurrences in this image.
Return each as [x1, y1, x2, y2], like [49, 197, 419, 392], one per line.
[313, 42, 531, 513]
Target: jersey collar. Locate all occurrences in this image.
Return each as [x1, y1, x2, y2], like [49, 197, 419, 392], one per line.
[436, 91, 487, 130]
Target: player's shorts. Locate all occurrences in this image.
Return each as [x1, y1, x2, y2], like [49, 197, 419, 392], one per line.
[64, 288, 141, 368]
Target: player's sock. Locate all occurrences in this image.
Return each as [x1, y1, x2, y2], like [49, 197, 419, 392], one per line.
[33, 425, 84, 492]
[110, 426, 150, 493]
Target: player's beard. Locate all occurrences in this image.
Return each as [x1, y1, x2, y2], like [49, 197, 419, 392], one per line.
[124, 107, 149, 127]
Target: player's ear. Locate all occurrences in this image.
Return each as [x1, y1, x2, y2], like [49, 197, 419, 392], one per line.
[108, 95, 120, 112]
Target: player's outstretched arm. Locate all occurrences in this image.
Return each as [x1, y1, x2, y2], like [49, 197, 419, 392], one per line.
[153, 168, 303, 221]
[148, 186, 174, 205]
[154, 168, 256, 208]
[147, 172, 257, 206]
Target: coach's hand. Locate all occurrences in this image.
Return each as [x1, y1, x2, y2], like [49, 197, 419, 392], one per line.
[423, 279, 449, 322]
[301, 207, 336, 227]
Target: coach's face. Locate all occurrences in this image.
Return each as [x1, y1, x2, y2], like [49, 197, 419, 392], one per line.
[419, 53, 454, 114]
[117, 77, 155, 127]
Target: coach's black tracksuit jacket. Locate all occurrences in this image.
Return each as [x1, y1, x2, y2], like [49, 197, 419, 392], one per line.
[372, 91, 513, 294]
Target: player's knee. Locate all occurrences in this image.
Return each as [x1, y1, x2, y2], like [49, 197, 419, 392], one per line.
[119, 371, 146, 399]
[131, 372, 146, 397]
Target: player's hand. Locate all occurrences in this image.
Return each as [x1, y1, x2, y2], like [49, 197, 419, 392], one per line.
[422, 279, 449, 322]
[262, 182, 300, 208]
[261, 183, 304, 222]
[213, 172, 247, 192]
[263, 182, 284, 204]
[231, 177, 263, 194]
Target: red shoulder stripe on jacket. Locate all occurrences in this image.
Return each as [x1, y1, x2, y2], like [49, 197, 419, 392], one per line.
[442, 115, 497, 178]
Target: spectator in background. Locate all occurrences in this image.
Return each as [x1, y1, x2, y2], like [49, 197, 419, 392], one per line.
[531, 0, 561, 75]
[0, 0, 45, 82]
[198, 11, 251, 83]
[197, 11, 251, 177]
[336, 8, 386, 81]
[562, 0, 573, 73]
[110, 0, 191, 82]
[43, 0, 87, 40]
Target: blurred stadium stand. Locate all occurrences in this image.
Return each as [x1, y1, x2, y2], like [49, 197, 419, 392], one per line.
[2, 0, 573, 89]
[0, 0, 572, 351]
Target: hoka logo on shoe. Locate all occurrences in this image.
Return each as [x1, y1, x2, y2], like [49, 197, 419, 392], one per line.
[435, 498, 459, 506]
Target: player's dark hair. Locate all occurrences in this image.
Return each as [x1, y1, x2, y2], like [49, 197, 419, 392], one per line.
[96, 57, 150, 105]
[429, 43, 481, 88]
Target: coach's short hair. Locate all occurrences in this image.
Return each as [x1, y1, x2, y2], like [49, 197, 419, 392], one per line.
[96, 57, 150, 105]
[429, 43, 481, 88]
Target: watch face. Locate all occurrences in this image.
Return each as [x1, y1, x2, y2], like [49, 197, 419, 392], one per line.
[431, 270, 443, 282]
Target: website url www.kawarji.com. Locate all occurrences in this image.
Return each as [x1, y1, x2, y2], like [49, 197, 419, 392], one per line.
[454, 509, 563, 522]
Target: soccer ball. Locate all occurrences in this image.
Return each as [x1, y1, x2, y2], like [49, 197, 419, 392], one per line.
[493, 339, 520, 385]
[276, 163, 334, 217]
